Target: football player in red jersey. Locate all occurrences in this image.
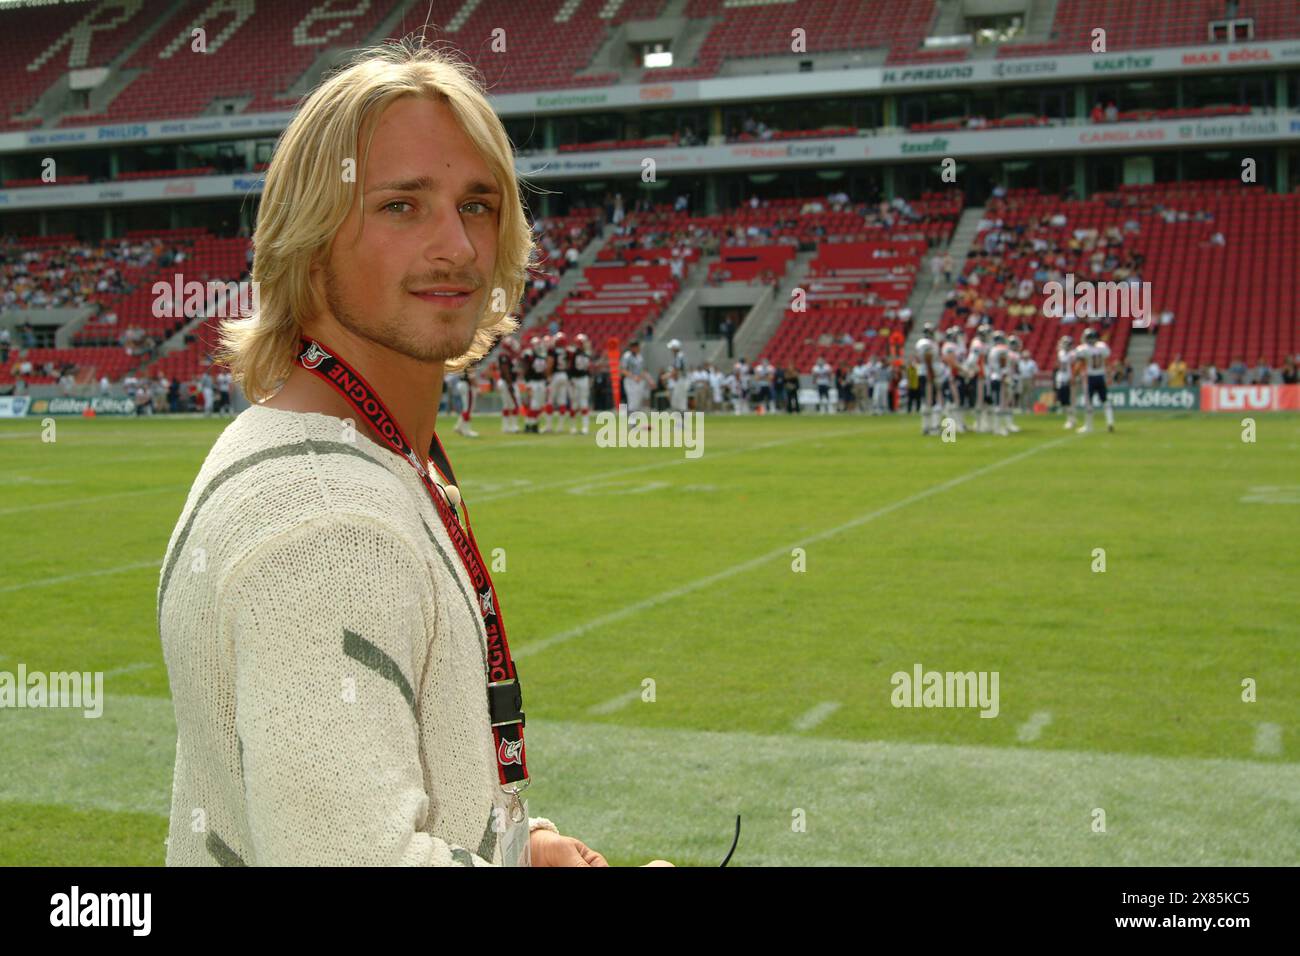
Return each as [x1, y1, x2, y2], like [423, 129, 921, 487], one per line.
[567, 333, 593, 434]
[495, 336, 521, 433]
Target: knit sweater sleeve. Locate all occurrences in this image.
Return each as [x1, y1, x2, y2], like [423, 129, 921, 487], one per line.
[221, 513, 495, 867]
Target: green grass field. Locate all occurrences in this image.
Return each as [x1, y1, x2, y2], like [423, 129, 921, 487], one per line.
[1, 410, 1297, 866]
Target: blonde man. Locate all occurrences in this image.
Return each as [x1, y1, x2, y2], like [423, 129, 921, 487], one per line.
[163, 40, 666, 867]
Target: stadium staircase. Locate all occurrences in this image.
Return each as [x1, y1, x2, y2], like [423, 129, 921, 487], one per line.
[583, 0, 710, 86]
[156, 309, 209, 361]
[1126, 327, 1157, 374]
[1023, 0, 1061, 42]
[994, 0, 1300, 57]
[905, 205, 984, 357]
[639, 243, 776, 371]
[278, 0, 417, 110]
[931, 0, 963, 36]
[512, 226, 610, 337]
[50, 307, 101, 348]
[19, 1, 183, 128]
[638, 3, 718, 84]
[650, 248, 712, 338]
[726, 249, 816, 365]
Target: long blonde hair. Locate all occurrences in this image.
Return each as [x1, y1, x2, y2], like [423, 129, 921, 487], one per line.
[217, 38, 534, 402]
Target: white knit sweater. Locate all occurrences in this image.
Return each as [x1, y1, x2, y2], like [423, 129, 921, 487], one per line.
[158, 404, 551, 866]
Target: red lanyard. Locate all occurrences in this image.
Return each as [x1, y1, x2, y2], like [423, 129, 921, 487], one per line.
[296, 338, 528, 793]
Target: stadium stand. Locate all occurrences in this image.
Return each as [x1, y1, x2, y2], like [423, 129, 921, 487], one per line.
[0, 0, 138, 130]
[74, 230, 249, 344]
[1, 0, 1295, 133]
[652, 0, 938, 79]
[557, 127, 861, 152]
[56, 0, 405, 126]
[114, 167, 217, 181]
[0, 345, 136, 387]
[547, 261, 681, 346]
[1, 203, 601, 390]
[1, 227, 249, 388]
[2, 0, 1297, 402]
[3, 175, 91, 188]
[600, 193, 960, 257]
[709, 243, 796, 284]
[941, 181, 1297, 373]
[999, 0, 1300, 57]
[760, 311, 910, 371]
[3, 234, 157, 312]
[906, 107, 1256, 135]
[143, 311, 226, 388]
[407, 0, 667, 93]
[132, 208, 600, 386]
[0, 0, 950, 123]
[759, 238, 929, 371]
[479, 185, 970, 371]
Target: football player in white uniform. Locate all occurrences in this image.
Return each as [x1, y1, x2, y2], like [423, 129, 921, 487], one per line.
[620, 340, 651, 418]
[753, 358, 775, 414]
[667, 366, 691, 412]
[667, 338, 687, 374]
[732, 356, 752, 414]
[1076, 328, 1114, 433]
[568, 333, 593, 434]
[914, 322, 941, 435]
[812, 357, 834, 414]
[444, 369, 463, 427]
[1004, 335, 1023, 433]
[986, 330, 1012, 437]
[869, 357, 890, 415]
[849, 359, 870, 414]
[452, 365, 480, 438]
[964, 324, 990, 432]
[939, 326, 967, 433]
[1016, 340, 1038, 414]
[1054, 335, 1079, 429]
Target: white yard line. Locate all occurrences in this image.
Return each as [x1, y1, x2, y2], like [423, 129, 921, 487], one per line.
[516, 437, 1070, 658]
[0, 560, 162, 594]
[441, 438, 559, 453]
[1254, 722, 1283, 757]
[0, 436, 215, 447]
[792, 701, 841, 732]
[0, 485, 189, 517]
[1017, 711, 1053, 743]
[470, 427, 866, 503]
[15, 454, 201, 472]
[0, 475, 75, 485]
[3, 697, 1297, 866]
[586, 688, 644, 716]
[102, 662, 156, 679]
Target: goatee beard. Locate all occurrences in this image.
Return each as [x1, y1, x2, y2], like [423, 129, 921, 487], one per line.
[324, 269, 479, 364]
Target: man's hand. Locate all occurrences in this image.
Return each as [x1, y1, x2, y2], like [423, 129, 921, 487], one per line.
[529, 829, 608, 867]
[529, 830, 675, 867]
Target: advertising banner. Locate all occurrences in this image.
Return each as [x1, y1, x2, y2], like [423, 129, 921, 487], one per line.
[26, 396, 137, 416]
[0, 395, 31, 418]
[1200, 384, 1300, 412]
[1031, 385, 1199, 410]
[1110, 387, 1200, 410]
